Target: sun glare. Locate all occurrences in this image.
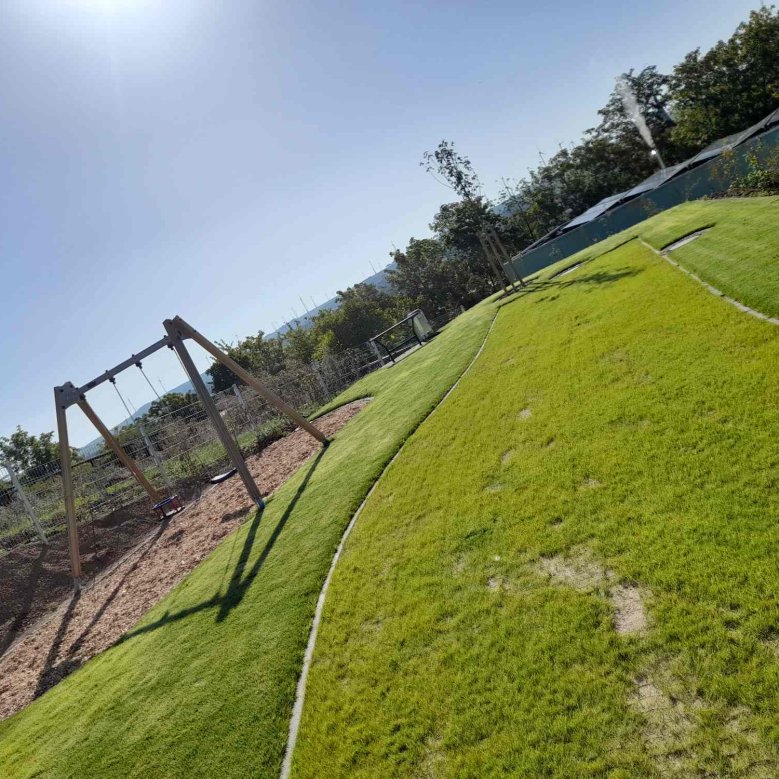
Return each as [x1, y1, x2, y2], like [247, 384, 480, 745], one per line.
[65, 0, 146, 14]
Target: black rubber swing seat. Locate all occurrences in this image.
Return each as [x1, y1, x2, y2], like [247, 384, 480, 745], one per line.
[209, 468, 238, 484]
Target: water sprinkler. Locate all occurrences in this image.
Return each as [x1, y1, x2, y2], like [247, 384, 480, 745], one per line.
[649, 148, 666, 170]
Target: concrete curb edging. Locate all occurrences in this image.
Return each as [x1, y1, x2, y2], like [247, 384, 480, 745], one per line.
[639, 237, 779, 327]
[279, 306, 501, 779]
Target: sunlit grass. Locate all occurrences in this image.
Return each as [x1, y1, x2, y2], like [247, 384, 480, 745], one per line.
[292, 232, 779, 776]
[0, 299, 497, 779]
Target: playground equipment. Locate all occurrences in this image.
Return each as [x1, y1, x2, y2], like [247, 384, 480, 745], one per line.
[370, 309, 434, 364]
[54, 315, 328, 587]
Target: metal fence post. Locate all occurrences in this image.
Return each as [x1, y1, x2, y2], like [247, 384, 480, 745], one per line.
[3, 461, 48, 545]
[137, 420, 171, 489]
[233, 382, 248, 410]
[312, 363, 331, 400]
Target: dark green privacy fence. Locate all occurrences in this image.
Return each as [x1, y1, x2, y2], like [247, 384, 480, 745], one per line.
[510, 124, 779, 278]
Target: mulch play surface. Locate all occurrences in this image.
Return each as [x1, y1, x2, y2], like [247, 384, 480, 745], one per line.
[0, 399, 368, 721]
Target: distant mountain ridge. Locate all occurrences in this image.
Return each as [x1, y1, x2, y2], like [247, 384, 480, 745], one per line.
[77, 372, 212, 455]
[78, 262, 396, 453]
[267, 262, 396, 338]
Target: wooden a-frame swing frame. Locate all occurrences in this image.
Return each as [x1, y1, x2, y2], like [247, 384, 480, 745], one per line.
[55, 315, 328, 587]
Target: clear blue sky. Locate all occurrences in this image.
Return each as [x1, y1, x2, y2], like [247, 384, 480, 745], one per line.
[0, 0, 761, 446]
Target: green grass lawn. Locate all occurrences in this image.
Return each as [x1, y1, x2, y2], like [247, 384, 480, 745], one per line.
[535, 196, 779, 318]
[291, 230, 779, 776]
[0, 300, 497, 778]
[4, 197, 779, 778]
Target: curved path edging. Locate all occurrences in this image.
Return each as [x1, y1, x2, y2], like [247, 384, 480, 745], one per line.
[279, 307, 501, 778]
[640, 237, 779, 327]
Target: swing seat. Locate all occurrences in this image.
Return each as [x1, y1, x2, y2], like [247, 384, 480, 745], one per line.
[153, 495, 183, 520]
[209, 468, 238, 484]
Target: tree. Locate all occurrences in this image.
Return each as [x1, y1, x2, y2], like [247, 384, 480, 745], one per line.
[146, 392, 201, 421]
[311, 283, 406, 354]
[595, 66, 679, 163]
[428, 199, 503, 292]
[0, 427, 61, 472]
[387, 238, 486, 314]
[207, 331, 286, 392]
[421, 140, 482, 201]
[282, 325, 320, 366]
[670, 7, 779, 149]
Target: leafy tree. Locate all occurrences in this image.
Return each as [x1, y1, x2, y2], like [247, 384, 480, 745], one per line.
[595, 66, 679, 162]
[421, 140, 482, 201]
[421, 141, 517, 287]
[387, 238, 486, 314]
[670, 7, 779, 149]
[207, 332, 286, 392]
[0, 427, 61, 472]
[312, 283, 406, 354]
[146, 392, 201, 421]
[282, 325, 320, 366]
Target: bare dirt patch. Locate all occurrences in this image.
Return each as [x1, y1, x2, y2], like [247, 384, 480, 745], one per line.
[487, 575, 507, 593]
[632, 673, 694, 765]
[630, 664, 777, 777]
[518, 408, 532, 420]
[0, 399, 368, 721]
[612, 583, 648, 635]
[501, 450, 515, 465]
[534, 550, 648, 635]
[764, 637, 779, 657]
[534, 549, 610, 593]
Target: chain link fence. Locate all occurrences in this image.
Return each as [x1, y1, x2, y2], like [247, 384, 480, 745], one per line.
[0, 308, 463, 562]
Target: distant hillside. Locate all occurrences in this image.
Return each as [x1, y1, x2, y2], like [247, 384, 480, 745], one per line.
[78, 372, 212, 455]
[79, 263, 395, 452]
[267, 262, 396, 338]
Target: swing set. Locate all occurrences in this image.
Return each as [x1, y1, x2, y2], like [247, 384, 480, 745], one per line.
[54, 315, 328, 587]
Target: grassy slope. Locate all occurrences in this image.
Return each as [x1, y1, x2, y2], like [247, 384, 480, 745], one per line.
[0, 301, 496, 779]
[293, 237, 779, 776]
[534, 196, 779, 317]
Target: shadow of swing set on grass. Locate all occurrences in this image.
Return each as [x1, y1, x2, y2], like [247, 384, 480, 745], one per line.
[122, 449, 325, 641]
[22, 449, 324, 705]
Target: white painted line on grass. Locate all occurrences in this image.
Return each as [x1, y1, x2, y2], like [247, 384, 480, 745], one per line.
[280, 306, 501, 779]
[639, 238, 779, 327]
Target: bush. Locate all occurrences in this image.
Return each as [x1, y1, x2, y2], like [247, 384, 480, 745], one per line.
[728, 148, 779, 196]
[254, 417, 296, 454]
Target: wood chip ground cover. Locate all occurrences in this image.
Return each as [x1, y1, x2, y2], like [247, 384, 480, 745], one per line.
[0, 299, 497, 779]
[0, 399, 368, 722]
[291, 231, 779, 777]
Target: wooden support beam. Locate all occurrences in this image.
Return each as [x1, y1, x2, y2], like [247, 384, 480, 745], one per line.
[163, 320, 265, 509]
[486, 228, 526, 287]
[483, 231, 518, 291]
[170, 316, 329, 445]
[478, 233, 513, 292]
[68, 336, 173, 405]
[54, 388, 82, 586]
[77, 398, 163, 505]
